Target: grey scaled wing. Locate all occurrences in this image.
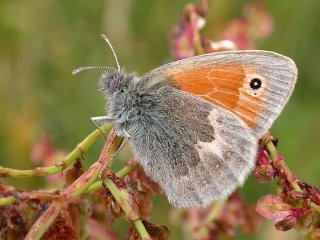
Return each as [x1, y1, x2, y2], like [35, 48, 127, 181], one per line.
[128, 86, 257, 207]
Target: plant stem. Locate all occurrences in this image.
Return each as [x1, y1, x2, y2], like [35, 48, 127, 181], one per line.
[262, 133, 320, 213]
[103, 178, 138, 219]
[0, 148, 134, 206]
[116, 165, 134, 179]
[204, 199, 226, 224]
[63, 130, 123, 200]
[85, 165, 134, 193]
[0, 196, 16, 206]
[310, 202, 320, 213]
[25, 202, 62, 240]
[103, 177, 151, 240]
[25, 129, 123, 239]
[263, 136, 302, 192]
[134, 220, 152, 240]
[0, 124, 112, 178]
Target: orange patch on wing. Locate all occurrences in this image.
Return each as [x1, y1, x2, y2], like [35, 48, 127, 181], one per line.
[235, 91, 266, 127]
[171, 65, 265, 128]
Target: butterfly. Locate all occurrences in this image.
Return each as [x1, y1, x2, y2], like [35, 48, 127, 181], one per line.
[79, 36, 297, 208]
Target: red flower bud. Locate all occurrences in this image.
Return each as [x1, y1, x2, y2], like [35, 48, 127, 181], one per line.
[275, 214, 297, 231]
[254, 164, 275, 183]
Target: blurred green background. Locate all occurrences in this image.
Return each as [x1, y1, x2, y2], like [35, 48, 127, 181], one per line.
[0, 0, 319, 239]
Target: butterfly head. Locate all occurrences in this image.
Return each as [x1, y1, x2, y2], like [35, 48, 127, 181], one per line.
[98, 67, 138, 96]
[98, 67, 121, 95]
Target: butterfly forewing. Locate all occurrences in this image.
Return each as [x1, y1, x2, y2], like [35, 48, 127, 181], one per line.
[141, 50, 297, 138]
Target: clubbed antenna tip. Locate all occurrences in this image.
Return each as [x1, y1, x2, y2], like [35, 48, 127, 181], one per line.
[72, 34, 121, 75]
[101, 34, 121, 71]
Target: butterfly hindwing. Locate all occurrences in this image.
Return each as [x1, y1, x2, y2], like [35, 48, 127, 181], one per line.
[128, 86, 257, 207]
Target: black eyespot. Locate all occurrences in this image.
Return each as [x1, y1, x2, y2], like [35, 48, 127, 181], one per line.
[249, 78, 262, 90]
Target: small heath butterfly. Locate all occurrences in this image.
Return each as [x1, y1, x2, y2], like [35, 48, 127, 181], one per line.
[76, 35, 297, 207]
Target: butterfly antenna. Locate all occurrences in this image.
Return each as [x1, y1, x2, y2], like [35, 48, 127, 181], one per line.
[72, 66, 110, 75]
[72, 34, 120, 75]
[101, 34, 121, 71]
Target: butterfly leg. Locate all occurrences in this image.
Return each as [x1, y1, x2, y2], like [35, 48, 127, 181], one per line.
[91, 116, 114, 139]
[98, 135, 130, 179]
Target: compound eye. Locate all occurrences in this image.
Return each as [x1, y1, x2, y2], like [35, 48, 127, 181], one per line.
[249, 78, 262, 90]
[110, 74, 117, 80]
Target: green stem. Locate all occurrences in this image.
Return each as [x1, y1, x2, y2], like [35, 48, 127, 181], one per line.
[116, 165, 134, 179]
[63, 131, 123, 200]
[25, 129, 122, 239]
[204, 199, 226, 224]
[0, 152, 133, 206]
[104, 177, 151, 240]
[262, 133, 320, 213]
[134, 220, 152, 240]
[0, 124, 112, 178]
[85, 165, 134, 193]
[25, 202, 62, 240]
[310, 203, 320, 213]
[0, 196, 16, 206]
[262, 134, 302, 192]
[104, 178, 131, 210]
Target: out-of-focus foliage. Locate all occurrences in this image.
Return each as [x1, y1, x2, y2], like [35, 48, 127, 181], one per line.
[0, 0, 319, 239]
